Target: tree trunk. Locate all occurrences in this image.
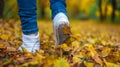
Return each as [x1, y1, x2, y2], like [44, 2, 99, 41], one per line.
[104, 2, 107, 20]
[0, 0, 4, 18]
[39, 0, 46, 19]
[98, 0, 104, 21]
[111, 0, 116, 22]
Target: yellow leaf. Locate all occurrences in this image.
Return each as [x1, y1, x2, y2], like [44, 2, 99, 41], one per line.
[101, 40, 107, 46]
[105, 62, 118, 67]
[73, 56, 82, 63]
[61, 43, 68, 48]
[26, 61, 39, 66]
[36, 52, 45, 61]
[62, 26, 72, 35]
[25, 52, 33, 57]
[84, 61, 94, 67]
[101, 48, 111, 57]
[0, 34, 9, 40]
[87, 45, 103, 65]
[54, 58, 70, 67]
[43, 55, 57, 67]
[72, 41, 79, 48]
[88, 45, 96, 57]
[0, 44, 5, 48]
[104, 59, 119, 67]
[21, 47, 29, 52]
[22, 63, 29, 67]
[87, 38, 96, 44]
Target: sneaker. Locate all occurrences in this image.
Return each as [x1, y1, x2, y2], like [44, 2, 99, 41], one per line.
[18, 32, 40, 53]
[53, 13, 71, 46]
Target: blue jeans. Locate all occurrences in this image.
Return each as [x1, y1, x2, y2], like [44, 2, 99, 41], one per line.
[17, 0, 68, 35]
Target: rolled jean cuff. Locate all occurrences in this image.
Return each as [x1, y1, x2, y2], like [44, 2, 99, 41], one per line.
[22, 28, 38, 35]
[20, 15, 38, 35]
[50, 1, 68, 19]
[52, 9, 68, 19]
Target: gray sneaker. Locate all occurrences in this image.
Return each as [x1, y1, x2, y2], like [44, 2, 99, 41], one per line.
[54, 21, 71, 46]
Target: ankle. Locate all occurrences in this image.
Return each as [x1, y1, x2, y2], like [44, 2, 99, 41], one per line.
[53, 12, 69, 25]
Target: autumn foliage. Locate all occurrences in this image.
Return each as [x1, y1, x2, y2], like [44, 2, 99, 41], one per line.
[0, 20, 120, 67]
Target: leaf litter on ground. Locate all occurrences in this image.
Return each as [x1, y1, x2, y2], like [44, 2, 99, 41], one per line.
[0, 20, 120, 67]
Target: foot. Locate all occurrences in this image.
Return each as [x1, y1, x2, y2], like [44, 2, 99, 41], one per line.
[53, 13, 71, 46]
[18, 32, 40, 53]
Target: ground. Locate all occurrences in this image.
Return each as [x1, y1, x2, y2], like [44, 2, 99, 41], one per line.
[0, 20, 120, 67]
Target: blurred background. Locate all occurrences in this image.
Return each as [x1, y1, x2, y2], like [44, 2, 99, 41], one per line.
[0, 0, 120, 23]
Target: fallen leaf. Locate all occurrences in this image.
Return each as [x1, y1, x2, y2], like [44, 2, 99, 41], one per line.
[54, 58, 70, 67]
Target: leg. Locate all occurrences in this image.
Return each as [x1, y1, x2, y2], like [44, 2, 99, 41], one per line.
[50, 0, 68, 19]
[17, 0, 40, 53]
[50, 0, 71, 45]
[17, 0, 38, 34]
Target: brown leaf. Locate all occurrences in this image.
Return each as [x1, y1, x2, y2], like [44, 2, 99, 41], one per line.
[62, 26, 72, 35]
[6, 47, 16, 52]
[16, 57, 25, 65]
[87, 45, 103, 65]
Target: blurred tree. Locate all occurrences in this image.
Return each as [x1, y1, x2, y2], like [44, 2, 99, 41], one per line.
[98, 0, 108, 21]
[39, 0, 46, 19]
[0, 0, 4, 18]
[111, 0, 117, 22]
[104, 0, 108, 21]
[3, 0, 19, 19]
[37, 0, 50, 19]
[98, 0, 118, 22]
[67, 0, 96, 19]
[98, 0, 103, 20]
[2, 0, 119, 22]
[67, 0, 80, 18]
